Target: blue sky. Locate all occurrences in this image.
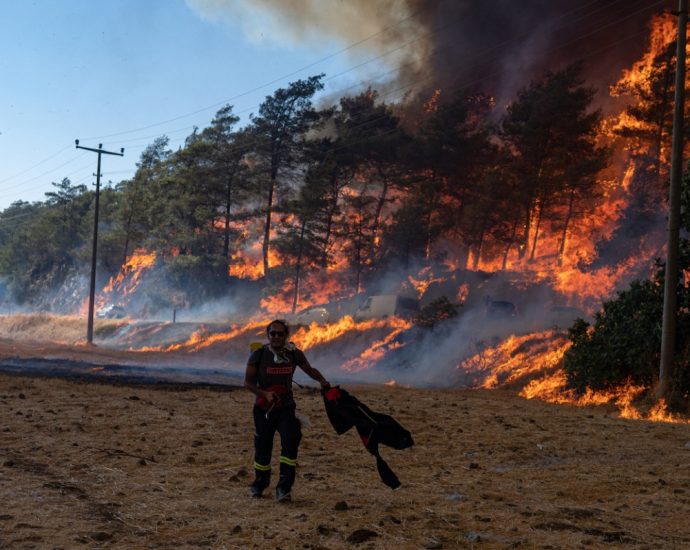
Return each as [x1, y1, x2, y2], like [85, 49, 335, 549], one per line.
[0, 0, 398, 210]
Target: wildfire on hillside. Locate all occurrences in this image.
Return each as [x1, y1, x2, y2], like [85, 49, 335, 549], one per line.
[97, 20, 672, 319]
[77, 14, 686, 424]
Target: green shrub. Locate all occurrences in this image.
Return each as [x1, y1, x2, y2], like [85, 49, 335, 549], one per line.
[563, 278, 664, 393]
[413, 296, 459, 328]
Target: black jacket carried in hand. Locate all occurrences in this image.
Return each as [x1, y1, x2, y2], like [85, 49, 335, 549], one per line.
[322, 386, 413, 489]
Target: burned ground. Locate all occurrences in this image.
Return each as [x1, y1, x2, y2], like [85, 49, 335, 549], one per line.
[1, 360, 690, 549]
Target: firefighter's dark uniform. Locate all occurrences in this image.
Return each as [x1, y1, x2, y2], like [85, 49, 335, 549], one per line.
[248, 344, 306, 496]
[322, 386, 413, 489]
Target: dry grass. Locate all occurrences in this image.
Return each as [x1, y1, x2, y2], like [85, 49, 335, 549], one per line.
[1, 371, 690, 549]
[0, 314, 126, 346]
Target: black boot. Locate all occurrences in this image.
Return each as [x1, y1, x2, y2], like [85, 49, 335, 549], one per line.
[275, 459, 296, 502]
[250, 468, 271, 498]
[275, 485, 291, 502]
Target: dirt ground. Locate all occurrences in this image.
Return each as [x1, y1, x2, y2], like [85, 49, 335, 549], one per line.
[2, 348, 690, 550]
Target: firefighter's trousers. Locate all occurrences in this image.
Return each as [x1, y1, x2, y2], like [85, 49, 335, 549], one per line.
[252, 404, 301, 491]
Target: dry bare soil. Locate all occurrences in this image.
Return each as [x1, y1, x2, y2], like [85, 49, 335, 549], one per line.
[2, 352, 690, 549]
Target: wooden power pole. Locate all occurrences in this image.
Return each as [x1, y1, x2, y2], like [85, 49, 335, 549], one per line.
[75, 140, 124, 345]
[659, 0, 687, 399]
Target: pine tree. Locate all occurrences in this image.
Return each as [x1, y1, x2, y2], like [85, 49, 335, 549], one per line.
[250, 75, 325, 279]
[500, 63, 609, 264]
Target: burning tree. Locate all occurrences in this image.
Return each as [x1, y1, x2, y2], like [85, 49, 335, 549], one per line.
[500, 62, 610, 266]
[116, 137, 171, 267]
[564, 165, 690, 413]
[273, 186, 329, 314]
[250, 75, 325, 280]
[298, 136, 355, 270]
[321, 89, 411, 291]
[197, 105, 250, 270]
[611, 13, 689, 194]
[404, 91, 498, 269]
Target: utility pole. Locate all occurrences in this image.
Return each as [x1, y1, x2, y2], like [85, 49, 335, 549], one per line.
[75, 140, 124, 345]
[659, 0, 687, 399]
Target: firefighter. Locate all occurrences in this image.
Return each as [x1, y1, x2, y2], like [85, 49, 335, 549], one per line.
[244, 319, 331, 502]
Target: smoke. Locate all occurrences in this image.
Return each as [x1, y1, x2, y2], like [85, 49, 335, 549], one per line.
[287, 264, 585, 388]
[3, 3, 672, 387]
[186, 0, 429, 89]
[169, 291, 259, 323]
[186, 0, 673, 106]
[24, 269, 90, 315]
[0, 277, 28, 315]
[407, 0, 673, 106]
[352, 299, 581, 389]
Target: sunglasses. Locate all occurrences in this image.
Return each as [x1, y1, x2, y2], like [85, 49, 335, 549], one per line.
[269, 331, 286, 337]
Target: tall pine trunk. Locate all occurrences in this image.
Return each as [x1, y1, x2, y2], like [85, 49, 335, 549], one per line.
[518, 191, 535, 260]
[321, 172, 340, 269]
[423, 176, 439, 264]
[262, 176, 276, 278]
[472, 215, 488, 270]
[291, 220, 307, 314]
[557, 189, 576, 266]
[502, 213, 521, 270]
[223, 174, 233, 268]
[528, 198, 543, 262]
[354, 217, 364, 294]
[371, 167, 390, 255]
[519, 153, 547, 260]
[321, 211, 334, 269]
[122, 209, 133, 266]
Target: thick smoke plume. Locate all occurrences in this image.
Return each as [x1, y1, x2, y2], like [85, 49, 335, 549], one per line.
[187, 0, 673, 104]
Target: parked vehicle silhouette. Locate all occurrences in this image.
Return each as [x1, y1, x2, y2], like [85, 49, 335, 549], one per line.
[546, 305, 583, 329]
[484, 296, 518, 318]
[291, 306, 330, 326]
[354, 295, 419, 321]
[96, 304, 126, 319]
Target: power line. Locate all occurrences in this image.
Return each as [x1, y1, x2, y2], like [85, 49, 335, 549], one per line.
[0, 0, 668, 206]
[88, 0, 636, 144]
[2, 0, 660, 191]
[121, 0, 670, 171]
[0, 145, 74, 185]
[80, 7, 429, 142]
[149, 0, 670, 156]
[1, 152, 91, 192]
[0, 14, 422, 196]
[0, 159, 98, 199]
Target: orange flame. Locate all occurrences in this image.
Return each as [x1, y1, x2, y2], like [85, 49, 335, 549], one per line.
[135, 320, 265, 353]
[340, 317, 412, 372]
[611, 13, 678, 99]
[407, 267, 445, 299]
[290, 315, 405, 350]
[82, 249, 158, 315]
[458, 330, 687, 423]
[103, 249, 157, 296]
